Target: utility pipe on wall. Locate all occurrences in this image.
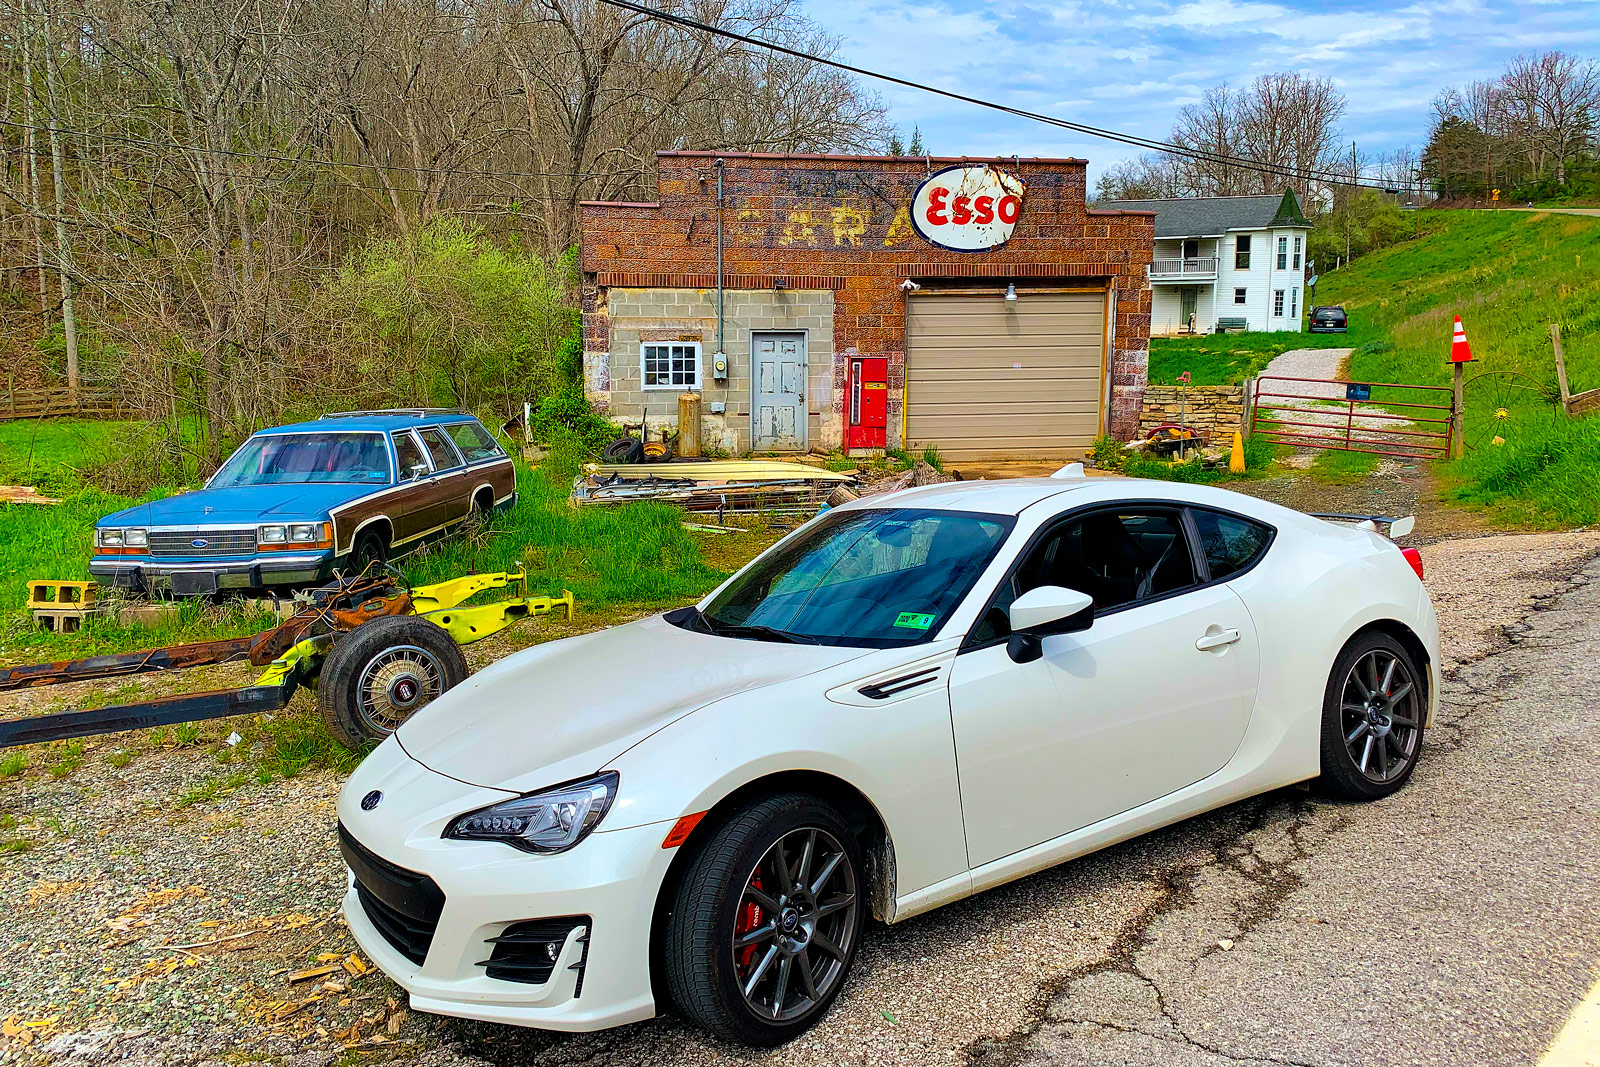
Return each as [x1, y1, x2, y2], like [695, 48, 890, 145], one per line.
[715, 157, 725, 360]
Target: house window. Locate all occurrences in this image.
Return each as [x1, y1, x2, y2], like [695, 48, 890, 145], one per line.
[642, 342, 700, 389]
[1277, 236, 1288, 270]
[1290, 287, 1300, 319]
[1233, 288, 1247, 305]
[1293, 236, 1302, 270]
[1234, 235, 1251, 270]
[1273, 290, 1286, 317]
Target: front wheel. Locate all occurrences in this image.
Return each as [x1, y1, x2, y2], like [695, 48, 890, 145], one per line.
[1318, 632, 1425, 800]
[664, 793, 864, 1046]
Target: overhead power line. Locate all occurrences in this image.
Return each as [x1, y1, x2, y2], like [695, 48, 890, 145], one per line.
[595, 0, 1403, 192]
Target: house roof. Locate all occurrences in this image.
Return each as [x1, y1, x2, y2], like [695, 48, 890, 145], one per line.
[1095, 189, 1311, 237]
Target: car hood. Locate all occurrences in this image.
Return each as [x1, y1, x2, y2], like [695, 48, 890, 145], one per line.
[395, 613, 869, 793]
[98, 484, 381, 527]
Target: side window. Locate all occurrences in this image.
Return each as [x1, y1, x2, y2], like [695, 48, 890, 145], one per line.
[1191, 509, 1273, 581]
[418, 427, 462, 470]
[393, 431, 428, 479]
[447, 421, 503, 462]
[968, 510, 1199, 646]
[1234, 235, 1251, 270]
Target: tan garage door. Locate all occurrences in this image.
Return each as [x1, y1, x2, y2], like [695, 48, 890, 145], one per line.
[905, 290, 1106, 461]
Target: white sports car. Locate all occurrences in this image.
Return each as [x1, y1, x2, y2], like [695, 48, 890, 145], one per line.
[336, 474, 1438, 1046]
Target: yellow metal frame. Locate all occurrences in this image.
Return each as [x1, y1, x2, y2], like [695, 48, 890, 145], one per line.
[420, 590, 575, 645]
[408, 569, 527, 613]
[255, 633, 333, 687]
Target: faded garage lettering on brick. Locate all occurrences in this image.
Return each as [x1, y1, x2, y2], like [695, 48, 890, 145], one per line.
[580, 152, 1155, 458]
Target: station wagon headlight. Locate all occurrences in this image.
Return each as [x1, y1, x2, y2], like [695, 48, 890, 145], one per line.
[97, 528, 124, 547]
[444, 772, 619, 854]
[258, 524, 287, 544]
[124, 528, 148, 547]
[288, 523, 318, 542]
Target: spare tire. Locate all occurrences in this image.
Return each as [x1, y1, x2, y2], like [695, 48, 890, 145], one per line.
[317, 615, 468, 749]
[603, 437, 645, 463]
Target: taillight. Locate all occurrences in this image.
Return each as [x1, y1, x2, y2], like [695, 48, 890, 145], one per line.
[1401, 547, 1424, 581]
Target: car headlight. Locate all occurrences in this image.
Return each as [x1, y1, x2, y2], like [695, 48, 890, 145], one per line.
[288, 523, 318, 542]
[98, 528, 124, 547]
[258, 524, 287, 544]
[443, 772, 619, 854]
[124, 528, 148, 547]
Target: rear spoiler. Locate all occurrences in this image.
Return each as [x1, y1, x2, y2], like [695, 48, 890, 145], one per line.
[1307, 512, 1416, 538]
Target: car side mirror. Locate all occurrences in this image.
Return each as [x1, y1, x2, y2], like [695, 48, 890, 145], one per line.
[1005, 586, 1094, 663]
[408, 463, 429, 481]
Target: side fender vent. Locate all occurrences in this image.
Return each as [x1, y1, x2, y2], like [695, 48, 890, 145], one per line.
[858, 666, 940, 700]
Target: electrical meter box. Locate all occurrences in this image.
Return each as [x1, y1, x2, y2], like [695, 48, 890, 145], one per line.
[845, 356, 888, 450]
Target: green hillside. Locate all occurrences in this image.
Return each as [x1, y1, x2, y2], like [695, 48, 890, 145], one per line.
[1315, 209, 1600, 527]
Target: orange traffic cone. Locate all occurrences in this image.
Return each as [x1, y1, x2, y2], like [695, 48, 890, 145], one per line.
[1450, 316, 1474, 363]
[1229, 431, 1246, 473]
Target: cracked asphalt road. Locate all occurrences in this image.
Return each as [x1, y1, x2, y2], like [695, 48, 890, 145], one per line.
[977, 555, 1600, 1067]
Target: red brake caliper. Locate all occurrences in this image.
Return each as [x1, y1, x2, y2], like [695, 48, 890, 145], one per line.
[734, 874, 765, 970]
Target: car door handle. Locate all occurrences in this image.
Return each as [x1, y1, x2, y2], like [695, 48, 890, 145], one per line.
[1195, 627, 1241, 652]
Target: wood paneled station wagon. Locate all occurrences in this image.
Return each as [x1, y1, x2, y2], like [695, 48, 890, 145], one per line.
[91, 410, 515, 596]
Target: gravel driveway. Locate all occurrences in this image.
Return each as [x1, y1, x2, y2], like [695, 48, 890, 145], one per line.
[2, 531, 1598, 1067]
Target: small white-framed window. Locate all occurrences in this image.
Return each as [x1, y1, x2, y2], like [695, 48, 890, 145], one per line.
[1290, 287, 1300, 319]
[1292, 236, 1302, 270]
[642, 342, 701, 390]
[1276, 236, 1288, 270]
[1273, 289, 1286, 317]
[1233, 287, 1247, 305]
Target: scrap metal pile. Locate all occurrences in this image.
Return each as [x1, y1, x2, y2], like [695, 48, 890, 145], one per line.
[571, 459, 857, 515]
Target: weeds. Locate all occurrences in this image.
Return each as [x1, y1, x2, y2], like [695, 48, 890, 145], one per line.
[48, 740, 85, 779]
[176, 772, 252, 808]
[0, 752, 25, 778]
[1308, 450, 1381, 485]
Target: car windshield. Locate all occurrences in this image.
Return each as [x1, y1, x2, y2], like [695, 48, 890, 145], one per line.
[695, 507, 1014, 647]
[210, 433, 391, 487]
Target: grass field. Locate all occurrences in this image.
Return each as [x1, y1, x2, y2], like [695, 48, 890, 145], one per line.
[1316, 209, 1600, 527]
[1147, 331, 1353, 386]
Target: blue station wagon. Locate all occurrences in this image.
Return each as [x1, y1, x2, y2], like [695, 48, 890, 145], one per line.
[91, 410, 516, 595]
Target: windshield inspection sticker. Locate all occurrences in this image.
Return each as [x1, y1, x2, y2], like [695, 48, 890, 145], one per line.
[893, 611, 936, 630]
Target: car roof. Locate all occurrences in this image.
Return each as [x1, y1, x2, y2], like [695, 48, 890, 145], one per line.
[255, 412, 481, 435]
[849, 474, 1322, 526]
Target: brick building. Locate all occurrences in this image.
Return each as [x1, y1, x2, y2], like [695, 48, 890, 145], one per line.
[579, 152, 1155, 460]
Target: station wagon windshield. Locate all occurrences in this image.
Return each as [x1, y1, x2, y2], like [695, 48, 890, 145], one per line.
[693, 507, 1014, 647]
[210, 433, 391, 487]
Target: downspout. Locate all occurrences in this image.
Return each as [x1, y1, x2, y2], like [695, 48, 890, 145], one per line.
[715, 158, 725, 361]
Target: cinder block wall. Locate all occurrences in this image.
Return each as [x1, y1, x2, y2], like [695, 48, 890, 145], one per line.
[581, 152, 1155, 451]
[601, 288, 835, 453]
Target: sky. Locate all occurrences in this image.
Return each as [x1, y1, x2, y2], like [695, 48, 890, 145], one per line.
[803, 0, 1600, 185]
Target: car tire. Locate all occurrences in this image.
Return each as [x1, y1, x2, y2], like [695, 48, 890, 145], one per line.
[664, 793, 865, 1047]
[1318, 631, 1426, 801]
[317, 615, 468, 749]
[603, 437, 645, 464]
[349, 528, 388, 576]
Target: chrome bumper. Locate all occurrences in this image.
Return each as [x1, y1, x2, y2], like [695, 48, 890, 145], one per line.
[90, 553, 334, 593]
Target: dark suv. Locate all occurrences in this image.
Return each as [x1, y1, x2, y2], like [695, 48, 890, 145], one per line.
[1309, 306, 1348, 333]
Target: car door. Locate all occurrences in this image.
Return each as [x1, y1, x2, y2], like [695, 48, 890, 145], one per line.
[948, 506, 1260, 869]
[388, 429, 435, 544]
[416, 426, 470, 528]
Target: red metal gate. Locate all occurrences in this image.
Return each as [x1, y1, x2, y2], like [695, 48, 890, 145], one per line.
[1248, 375, 1456, 459]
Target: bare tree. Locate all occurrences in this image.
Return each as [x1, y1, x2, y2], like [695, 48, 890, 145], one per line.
[1497, 51, 1599, 186]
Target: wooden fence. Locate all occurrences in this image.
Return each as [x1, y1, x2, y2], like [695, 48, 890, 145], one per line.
[1, 386, 129, 421]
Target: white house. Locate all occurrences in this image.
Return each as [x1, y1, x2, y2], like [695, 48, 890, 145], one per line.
[1098, 190, 1313, 335]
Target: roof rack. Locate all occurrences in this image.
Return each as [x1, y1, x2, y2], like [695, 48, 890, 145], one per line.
[318, 408, 466, 420]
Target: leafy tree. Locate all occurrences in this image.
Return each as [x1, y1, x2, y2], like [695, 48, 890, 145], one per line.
[908, 125, 925, 155]
[315, 217, 575, 418]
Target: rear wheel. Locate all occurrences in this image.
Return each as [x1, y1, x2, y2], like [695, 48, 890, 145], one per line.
[1318, 632, 1425, 800]
[348, 527, 388, 576]
[664, 793, 864, 1046]
[317, 615, 468, 748]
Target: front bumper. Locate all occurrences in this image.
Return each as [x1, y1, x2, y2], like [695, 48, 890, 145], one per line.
[336, 742, 673, 1032]
[90, 551, 334, 592]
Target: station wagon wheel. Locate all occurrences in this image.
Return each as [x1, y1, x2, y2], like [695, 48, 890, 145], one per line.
[1319, 632, 1425, 800]
[731, 826, 859, 1024]
[350, 528, 388, 576]
[663, 793, 865, 1046]
[317, 615, 468, 749]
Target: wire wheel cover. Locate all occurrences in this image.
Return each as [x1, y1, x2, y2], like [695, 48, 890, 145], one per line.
[731, 827, 858, 1023]
[357, 645, 444, 732]
[1341, 648, 1422, 783]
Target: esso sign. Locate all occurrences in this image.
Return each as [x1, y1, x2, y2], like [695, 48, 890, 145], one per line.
[910, 164, 1026, 253]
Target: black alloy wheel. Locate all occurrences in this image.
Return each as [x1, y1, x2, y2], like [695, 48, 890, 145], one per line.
[664, 793, 864, 1046]
[1319, 632, 1425, 800]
